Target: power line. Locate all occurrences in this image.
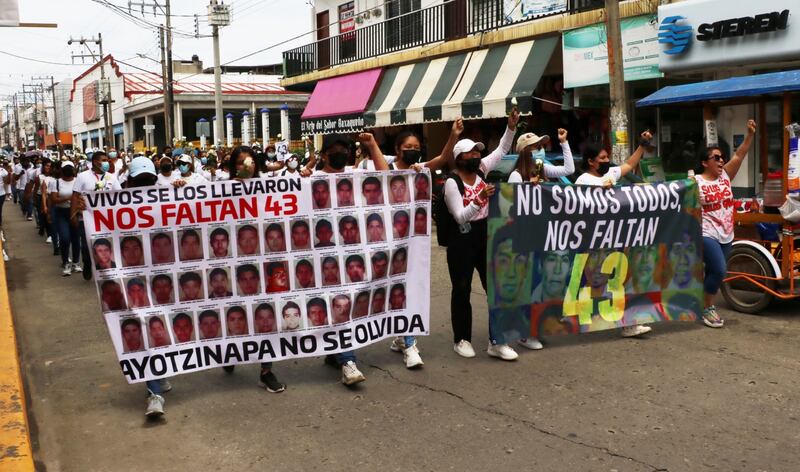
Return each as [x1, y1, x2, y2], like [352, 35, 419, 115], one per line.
[0, 50, 84, 66]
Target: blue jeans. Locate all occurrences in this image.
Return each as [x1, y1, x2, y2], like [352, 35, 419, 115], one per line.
[331, 351, 356, 365]
[702, 237, 732, 296]
[146, 380, 162, 395]
[403, 336, 415, 348]
[53, 207, 80, 267]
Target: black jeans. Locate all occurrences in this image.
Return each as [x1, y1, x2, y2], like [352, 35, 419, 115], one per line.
[446, 219, 488, 344]
[0, 196, 5, 227]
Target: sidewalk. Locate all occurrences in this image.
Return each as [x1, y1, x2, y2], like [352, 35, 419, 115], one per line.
[4, 206, 800, 471]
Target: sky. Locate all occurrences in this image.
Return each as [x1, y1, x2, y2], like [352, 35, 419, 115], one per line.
[0, 0, 314, 107]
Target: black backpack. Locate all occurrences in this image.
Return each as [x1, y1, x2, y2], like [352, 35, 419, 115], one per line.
[433, 170, 484, 247]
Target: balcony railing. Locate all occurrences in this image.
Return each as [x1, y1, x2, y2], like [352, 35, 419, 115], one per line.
[283, 0, 607, 78]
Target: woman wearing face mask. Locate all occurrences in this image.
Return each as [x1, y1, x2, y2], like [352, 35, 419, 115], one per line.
[173, 155, 208, 187]
[280, 154, 301, 176]
[51, 161, 82, 275]
[446, 109, 520, 361]
[223, 145, 286, 393]
[507, 128, 573, 351]
[575, 130, 653, 338]
[156, 157, 180, 187]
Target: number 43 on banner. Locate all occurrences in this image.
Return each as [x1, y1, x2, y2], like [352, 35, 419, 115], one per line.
[562, 252, 628, 325]
[263, 195, 299, 217]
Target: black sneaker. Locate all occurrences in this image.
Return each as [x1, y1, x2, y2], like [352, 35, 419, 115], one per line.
[222, 365, 235, 374]
[258, 370, 285, 393]
[82, 263, 92, 281]
[324, 354, 340, 368]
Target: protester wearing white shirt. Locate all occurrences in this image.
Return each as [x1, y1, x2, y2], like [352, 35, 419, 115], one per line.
[155, 156, 180, 187]
[174, 154, 208, 187]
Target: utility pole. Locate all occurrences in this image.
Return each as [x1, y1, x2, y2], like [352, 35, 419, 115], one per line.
[68, 34, 115, 150]
[604, 0, 629, 165]
[32, 76, 60, 156]
[159, 25, 172, 147]
[11, 94, 21, 150]
[207, 1, 231, 149]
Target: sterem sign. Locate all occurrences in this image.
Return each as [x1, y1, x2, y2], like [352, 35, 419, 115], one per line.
[658, 0, 798, 72]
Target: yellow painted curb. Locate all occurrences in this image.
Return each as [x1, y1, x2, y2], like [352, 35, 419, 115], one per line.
[0, 239, 35, 472]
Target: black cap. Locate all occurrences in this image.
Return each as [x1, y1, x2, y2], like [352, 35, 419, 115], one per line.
[321, 134, 353, 153]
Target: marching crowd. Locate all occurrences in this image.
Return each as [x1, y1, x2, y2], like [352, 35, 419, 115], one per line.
[0, 108, 757, 418]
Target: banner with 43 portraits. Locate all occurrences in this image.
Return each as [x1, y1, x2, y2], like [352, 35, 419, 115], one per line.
[82, 170, 432, 383]
[487, 179, 703, 342]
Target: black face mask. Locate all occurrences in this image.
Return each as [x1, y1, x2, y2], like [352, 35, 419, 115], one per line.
[130, 174, 157, 188]
[327, 152, 349, 170]
[457, 157, 481, 174]
[598, 162, 611, 175]
[160, 163, 173, 173]
[61, 168, 74, 178]
[401, 149, 422, 166]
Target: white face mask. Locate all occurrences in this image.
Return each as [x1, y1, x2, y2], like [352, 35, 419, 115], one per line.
[287, 160, 299, 170]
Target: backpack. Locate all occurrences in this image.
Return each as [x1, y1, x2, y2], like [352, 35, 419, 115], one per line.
[433, 170, 484, 247]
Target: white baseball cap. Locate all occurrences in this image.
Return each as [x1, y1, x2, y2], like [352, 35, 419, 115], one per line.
[515, 133, 549, 153]
[130, 156, 156, 177]
[453, 139, 485, 159]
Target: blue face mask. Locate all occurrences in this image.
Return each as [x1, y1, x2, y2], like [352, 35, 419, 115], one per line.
[532, 148, 546, 160]
[201, 157, 208, 165]
[178, 164, 190, 174]
[108, 151, 118, 158]
[100, 161, 110, 173]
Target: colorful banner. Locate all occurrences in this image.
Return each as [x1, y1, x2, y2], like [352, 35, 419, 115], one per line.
[504, 0, 566, 22]
[562, 14, 663, 88]
[487, 180, 702, 342]
[82, 171, 432, 383]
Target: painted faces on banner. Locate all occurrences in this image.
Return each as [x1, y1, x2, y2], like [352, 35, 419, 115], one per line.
[295, 259, 315, 289]
[209, 227, 231, 258]
[147, 316, 171, 348]
[534, 251, 571, 302]
[151, 274, 175, 305]
[321, 256, 341, 286]
[171, 313, 195, 343]
[336, 178, 355, 207]
[669, 233, 700, 290]
[151, 232, 176, 265]
[362, 176, 384, 205]
[312, 179, 331, 210]
[198, 310, 221, 339]
[389, 175, 409, 204]
[492, 236, 528, 307]
[225, 306, 249, 336]
[237, 225, 260, 256]
[120, 236, 145, 267]
[121, 318, 144, 353]
[627, 245, 660, 293]
[281, 302, 302, 331]
[291, 219, 312, 250]
[254, 303, 277, 334]
[307, 297, 328, 327]
[264, 223, 287, 253]
[331, 294, 352, 324]
[93, 238, 116, 270]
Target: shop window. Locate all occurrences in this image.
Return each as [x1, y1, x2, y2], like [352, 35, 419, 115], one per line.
[385, 0, 422, 51]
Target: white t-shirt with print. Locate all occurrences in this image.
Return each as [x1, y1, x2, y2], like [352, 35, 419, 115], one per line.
[177, 172, 208, 187]
[73, 169, 121, 194]
[156, 172, 180, 187]
[695, 170, 735, 244]
[574, 166, 622, 186]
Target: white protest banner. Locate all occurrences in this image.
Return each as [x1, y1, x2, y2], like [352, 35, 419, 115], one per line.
[82, 171, 432, 383]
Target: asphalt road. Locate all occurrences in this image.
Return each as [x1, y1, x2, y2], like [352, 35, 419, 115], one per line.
[4, 207, 800, 472]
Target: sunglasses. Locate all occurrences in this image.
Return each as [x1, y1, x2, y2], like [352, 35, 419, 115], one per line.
[708, 154, 725, 162]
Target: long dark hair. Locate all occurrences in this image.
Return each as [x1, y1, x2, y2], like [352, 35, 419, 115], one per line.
[513, 148, 535, 181]
[394, 130, 421, 154]
[581, 145, 602, 171]
[229, 146, 259, 178]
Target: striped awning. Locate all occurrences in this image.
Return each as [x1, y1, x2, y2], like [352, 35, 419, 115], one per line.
[364, 36, 558, 127]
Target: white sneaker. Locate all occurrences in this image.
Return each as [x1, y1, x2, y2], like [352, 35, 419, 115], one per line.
[2, 249, 8, 262]
[145, 394, 165, 417]
[517, 338, 544, 350]
[453, 340, 476, 358]
[45, 236, 52, 243]
[341, 361, 366, 385]
[0, 231, 5, 242]
[389, 337, 406, 352]
[62, 265, 72, 276]
[71, 263, 83, 273]
[403, 344, 424, 369]
[159, 379, 172, 393]
[621, 325, 652, 338]
[487, 343, 519, 361]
